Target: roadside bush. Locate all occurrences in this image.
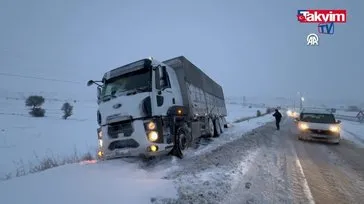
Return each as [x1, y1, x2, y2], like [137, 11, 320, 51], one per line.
[256, 110, 262, 117]
[2, 151, 95, 181]
[266, 107, 273, 114]
[29, 107, 46, 117]
[25, 95, 46, 117]
[61, 102, 73, 120]
[347, 105, 360, 112]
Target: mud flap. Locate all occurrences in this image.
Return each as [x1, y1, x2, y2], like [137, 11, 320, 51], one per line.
[169, 145, 183, 159]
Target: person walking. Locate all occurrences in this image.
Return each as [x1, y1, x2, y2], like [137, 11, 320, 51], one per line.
[273, 109, 282, 130]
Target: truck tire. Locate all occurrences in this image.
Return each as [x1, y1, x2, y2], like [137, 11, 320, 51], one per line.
[222, 117, 228, 128]
[171, 127, 188, 159]
[218, 117, 224, 133]
[207, 118, 215, 137]
[213, 119, 221, 137]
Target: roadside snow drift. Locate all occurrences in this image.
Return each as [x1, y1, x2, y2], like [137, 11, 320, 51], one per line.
[341, 120, 364, 147]
[0, 160, 178, 204]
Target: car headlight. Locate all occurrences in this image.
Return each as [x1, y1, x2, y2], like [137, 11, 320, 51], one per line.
[298, 122, 309, 130]
[329, 125, 340, 133]
[148, 131, 158, 142]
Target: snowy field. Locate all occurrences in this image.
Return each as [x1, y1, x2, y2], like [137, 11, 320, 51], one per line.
[0, 97, 99, 179]
[0, 102, 274, 204]
[225, 104, 266, 123]
[0, 99, 267, 180]
[336, 110, 361, 117]
[341, 120, 364, 147]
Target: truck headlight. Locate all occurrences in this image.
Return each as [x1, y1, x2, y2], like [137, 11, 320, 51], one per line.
[98, 139, 103, 147]
[147, 121, 156, 130]
[148, 131, 158, 142]
[329, 125, 340, 133]
[298, 122, 309, 130]
[97, 128, 102, 139]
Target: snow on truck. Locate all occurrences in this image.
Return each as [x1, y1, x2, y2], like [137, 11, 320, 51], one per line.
[87, 56, 228, 159]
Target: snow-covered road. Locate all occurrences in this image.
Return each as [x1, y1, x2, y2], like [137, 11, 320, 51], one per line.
[161, 117, 364, 204]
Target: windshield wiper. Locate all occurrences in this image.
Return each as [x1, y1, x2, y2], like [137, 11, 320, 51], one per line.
[126, 86, 150, 96]
[101, 94, 116, 102]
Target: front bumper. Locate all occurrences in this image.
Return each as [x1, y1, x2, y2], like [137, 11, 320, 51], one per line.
[97, 120, 174, 159]
[298, 131, 340, 143]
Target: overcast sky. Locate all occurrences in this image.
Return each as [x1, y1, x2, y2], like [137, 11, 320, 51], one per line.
[0, 0, 363, 104]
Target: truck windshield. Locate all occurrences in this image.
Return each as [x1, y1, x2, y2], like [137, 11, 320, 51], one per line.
[101, 68, 151, 101]
[300, 113, 336, 124]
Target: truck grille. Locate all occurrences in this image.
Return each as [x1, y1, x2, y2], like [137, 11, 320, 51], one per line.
[108, 139, 139, 151]
[309, 129, 335, 135]
[108, 120, 134, 138]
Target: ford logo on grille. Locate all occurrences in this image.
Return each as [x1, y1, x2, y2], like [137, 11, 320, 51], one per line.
[113, 103, 122, 109]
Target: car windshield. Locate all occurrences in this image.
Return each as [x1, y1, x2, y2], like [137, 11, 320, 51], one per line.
[101, 68, 151, 101]
[300, 113, 336, 123]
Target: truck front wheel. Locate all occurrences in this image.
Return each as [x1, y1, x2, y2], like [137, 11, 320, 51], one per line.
[171, 128, 188, 159]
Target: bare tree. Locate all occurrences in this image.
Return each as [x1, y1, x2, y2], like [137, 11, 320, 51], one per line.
[61, 102, 73, 119]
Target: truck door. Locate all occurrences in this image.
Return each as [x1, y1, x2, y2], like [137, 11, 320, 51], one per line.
[153, 66, 175, 116]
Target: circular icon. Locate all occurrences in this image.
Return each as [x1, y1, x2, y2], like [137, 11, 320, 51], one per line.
[307, 33, 319, 46]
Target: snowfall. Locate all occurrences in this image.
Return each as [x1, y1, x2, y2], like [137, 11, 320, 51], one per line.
[0, 96, 363, 204]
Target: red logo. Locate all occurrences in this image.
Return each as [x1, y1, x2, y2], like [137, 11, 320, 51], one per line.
[297, 10, 347, 23]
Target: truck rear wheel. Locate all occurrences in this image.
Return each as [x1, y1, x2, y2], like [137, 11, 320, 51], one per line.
[207, 118, 215, 137]
[218, 117, 224, 133]
[213, 119, 221, 137]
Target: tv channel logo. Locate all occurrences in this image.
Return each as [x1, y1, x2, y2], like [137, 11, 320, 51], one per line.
[297, 10, 347, 23]
[318, 22, 334, 34]
[307, 33, 319, 46]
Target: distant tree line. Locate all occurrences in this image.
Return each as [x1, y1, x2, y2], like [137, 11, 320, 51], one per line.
[25, 95, 73, 119]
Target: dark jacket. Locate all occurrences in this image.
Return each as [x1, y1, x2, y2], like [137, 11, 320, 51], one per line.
[273, 111, 282, 121]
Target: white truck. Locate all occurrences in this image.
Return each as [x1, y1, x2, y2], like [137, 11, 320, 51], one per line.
[87, 56, 228, 159]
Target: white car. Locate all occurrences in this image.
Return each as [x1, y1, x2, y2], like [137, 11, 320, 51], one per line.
[295, 109, 341, 144]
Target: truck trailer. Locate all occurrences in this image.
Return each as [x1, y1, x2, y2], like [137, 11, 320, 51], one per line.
[87, 56, 227, 159]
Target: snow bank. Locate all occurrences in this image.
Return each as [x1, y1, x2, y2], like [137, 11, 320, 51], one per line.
[0, 159, 177, 204]
[341, 121, 364, 147]
[187, 114, 274, 158]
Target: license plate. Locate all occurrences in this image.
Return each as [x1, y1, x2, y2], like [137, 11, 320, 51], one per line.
[311, 134, 325, 138]
[116, 149, 131, 155]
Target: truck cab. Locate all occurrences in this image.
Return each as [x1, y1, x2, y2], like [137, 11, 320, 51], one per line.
[89, 58, 185, 159]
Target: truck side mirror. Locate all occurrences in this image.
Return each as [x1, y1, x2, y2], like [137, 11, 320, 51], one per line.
[87, 80, 94, 86]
